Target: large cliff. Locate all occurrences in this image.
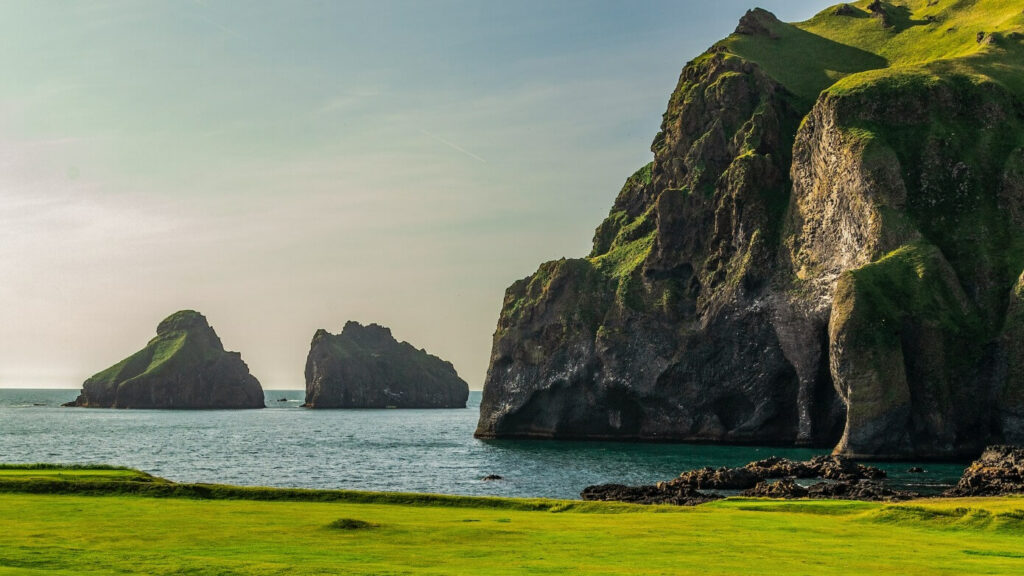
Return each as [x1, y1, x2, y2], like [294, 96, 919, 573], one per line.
[304, 321, 469, 408]
[68, 310, 265, 409]
[476, 1, 1024, 459]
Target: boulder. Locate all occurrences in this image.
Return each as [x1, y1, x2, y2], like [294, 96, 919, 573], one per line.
[944, 445, 1024, 497]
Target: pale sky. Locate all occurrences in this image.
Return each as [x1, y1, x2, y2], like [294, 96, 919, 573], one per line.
[0, 0, 830, 389]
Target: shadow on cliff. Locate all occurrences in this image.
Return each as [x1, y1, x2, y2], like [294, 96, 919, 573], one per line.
[727, 12, 889, 103]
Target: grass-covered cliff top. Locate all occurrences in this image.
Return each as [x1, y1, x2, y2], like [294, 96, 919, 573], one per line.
[1, 465, 1023, 574]
[724, 0, 1024, 105]
[84, 310, 222, 389]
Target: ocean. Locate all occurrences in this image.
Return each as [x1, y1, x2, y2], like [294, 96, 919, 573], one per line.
[0, 389, 966, 499]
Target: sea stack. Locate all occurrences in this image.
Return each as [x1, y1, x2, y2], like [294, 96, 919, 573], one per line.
[66, 310, 264, 409]
[475, 3, 1024, 459]
[304, 321, 469, 408]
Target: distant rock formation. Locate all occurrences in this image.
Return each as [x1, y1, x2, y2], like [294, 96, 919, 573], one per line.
[66, 310, 264, 409]
[304, 321, 469, 408]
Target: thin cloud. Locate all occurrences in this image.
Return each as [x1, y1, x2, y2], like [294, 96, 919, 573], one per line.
[418, 129, 486, 163]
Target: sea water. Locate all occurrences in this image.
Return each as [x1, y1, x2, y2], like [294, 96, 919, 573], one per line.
[0, 389, 966, 499]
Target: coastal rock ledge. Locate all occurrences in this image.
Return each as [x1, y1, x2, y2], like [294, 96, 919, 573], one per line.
[66, 310, 264, 409]
[304, 321, 469, 409]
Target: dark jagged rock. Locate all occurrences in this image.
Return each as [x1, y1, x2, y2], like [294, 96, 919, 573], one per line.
[868, 2, 892, 27]
[580, 483, 722, 506]
[304, 321, 469, 409]
[742, 479, 918, 501]
[833, 4, 857, 16]
[476, 3, 1024, 460]
[670, 455, 885, 490]
[944, 445, 1024, 497]
[734, 8, 779, 38]
[66, 310, 264, 409]
[476, 50, 814, 445]
[482, 474, 504, 481]
[583, 455, 891, 505]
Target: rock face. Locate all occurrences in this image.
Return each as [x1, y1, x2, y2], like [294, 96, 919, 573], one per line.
[944, 445, 1024, 497]
[304, 321, 469, 408]
[67, 310, 264, 409]
[476, 2, 1024, 459]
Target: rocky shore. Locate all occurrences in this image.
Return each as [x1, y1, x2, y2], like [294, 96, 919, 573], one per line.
[582, 446, 1024, 505]
[943, 445, 1024, 497]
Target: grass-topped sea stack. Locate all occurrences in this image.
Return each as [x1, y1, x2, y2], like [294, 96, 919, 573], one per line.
[476, 0, 1024, 459]
[304, 321, 469, 408]
[66, 310, 264, 409]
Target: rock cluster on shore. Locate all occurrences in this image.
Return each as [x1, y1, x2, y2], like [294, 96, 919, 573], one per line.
[582, 455, 898, 504]
[583, 446, 1024, 505]
[669, 455, 886, 490]
[581, 483, 722, 506]
[944, 445, 1024, 497]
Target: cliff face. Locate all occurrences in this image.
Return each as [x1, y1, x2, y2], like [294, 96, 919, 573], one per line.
[69, 310, 264, 409]
[304, 321, 469, 408]
[477, 2, 1024, 459]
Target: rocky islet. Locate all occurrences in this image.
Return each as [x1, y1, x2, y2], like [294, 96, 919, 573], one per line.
[66, 310, 265, 409]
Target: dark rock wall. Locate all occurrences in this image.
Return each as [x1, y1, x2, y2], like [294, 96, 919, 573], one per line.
[476, 10, 1024, 459]
[305, 321, 469, 409]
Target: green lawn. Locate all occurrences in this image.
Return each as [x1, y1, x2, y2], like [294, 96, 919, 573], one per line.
[0, 466, 1023, 575]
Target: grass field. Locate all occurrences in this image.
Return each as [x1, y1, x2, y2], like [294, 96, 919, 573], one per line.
[0, 466, 1023, 575]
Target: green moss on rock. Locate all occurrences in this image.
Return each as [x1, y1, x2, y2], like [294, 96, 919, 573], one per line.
[70, 310, 264, 409]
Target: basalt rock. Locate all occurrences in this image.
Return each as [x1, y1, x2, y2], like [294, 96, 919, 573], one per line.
[944, 445, 1024, 497]
[304, 321, 469, 409]
[583, 455, 895, 504]
[66, 310, 264, 409]
[669, 454, 885, 490]
[580, 483, 722, 506]
[742, 478, 918, 501]
[476, 2, 1024, 460]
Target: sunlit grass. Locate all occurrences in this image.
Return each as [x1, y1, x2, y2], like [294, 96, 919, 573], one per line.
[0, 466, 1023, 574]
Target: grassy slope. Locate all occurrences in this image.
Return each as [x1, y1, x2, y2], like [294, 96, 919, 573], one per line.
[576, 0, 1024, 312]
[1, 467, 1024, 575]
[725, 0, 1024, 104]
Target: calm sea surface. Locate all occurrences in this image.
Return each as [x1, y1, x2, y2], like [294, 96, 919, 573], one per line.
[0, 389, 966, 498]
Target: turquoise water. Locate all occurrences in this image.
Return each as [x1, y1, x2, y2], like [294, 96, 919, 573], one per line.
[0, 389, 966, 498]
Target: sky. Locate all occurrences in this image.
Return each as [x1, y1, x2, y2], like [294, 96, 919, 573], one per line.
[0, 0, 832, 390]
